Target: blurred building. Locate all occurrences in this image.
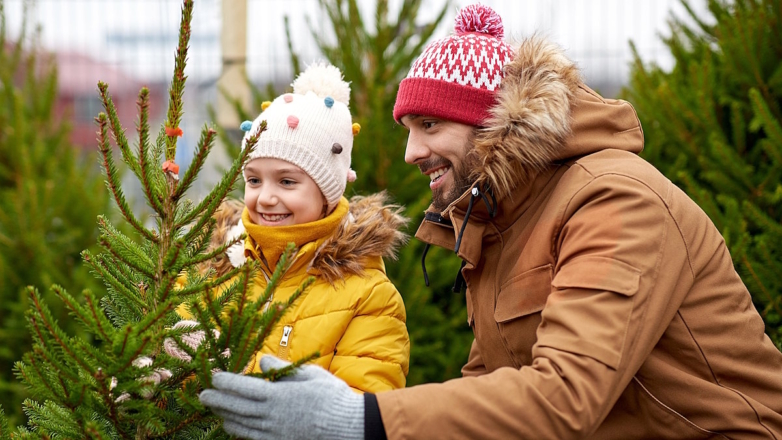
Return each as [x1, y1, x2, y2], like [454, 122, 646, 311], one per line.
[55, 51, 165, 149]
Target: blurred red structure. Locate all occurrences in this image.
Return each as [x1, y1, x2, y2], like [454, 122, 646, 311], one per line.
[54, 50, 163, 149]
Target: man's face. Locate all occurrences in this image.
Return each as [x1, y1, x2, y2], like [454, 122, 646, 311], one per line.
[401, 115, 475, 212]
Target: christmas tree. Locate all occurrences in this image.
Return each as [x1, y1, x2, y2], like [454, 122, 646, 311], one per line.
[624, 0, 782, 346]
[0, 1, 109, 427]
[0, 0, 312, 437]
[212, 0, 474, 386]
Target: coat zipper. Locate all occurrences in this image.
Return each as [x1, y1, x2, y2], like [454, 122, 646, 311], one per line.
[632, 377, 728, 438]
[277, 325, 292, 360]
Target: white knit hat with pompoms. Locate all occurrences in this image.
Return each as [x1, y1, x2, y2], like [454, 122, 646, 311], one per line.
[240, 62, 357, 213]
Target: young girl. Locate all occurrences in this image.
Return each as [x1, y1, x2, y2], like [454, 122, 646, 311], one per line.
[205, 63, 409, 393]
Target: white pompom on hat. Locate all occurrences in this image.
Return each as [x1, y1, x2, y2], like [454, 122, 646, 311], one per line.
[241, 62, 356, 213]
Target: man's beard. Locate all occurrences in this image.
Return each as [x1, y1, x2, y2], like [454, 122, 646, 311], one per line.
[423, 142, 477, 213]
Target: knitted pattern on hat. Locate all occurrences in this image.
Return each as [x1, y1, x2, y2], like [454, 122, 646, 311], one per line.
[241, 63, 355, 212]
[393, 4, 515, 127]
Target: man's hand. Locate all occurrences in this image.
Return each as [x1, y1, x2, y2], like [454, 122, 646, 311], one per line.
[200, 355, 364, 440]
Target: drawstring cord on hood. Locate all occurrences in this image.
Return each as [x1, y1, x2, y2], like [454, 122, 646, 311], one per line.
[421, 183, 497, 290]
[451, 183, 496, 292]
[454, 183, 497, 255]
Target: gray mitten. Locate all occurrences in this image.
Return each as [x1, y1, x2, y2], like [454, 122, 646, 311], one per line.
[200, 355, 364, 440]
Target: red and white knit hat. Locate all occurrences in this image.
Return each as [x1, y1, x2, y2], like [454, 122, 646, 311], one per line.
[393, 4, 514, 127]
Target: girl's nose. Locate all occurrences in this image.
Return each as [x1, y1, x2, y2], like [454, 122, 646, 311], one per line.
[256, 186, 278, 206]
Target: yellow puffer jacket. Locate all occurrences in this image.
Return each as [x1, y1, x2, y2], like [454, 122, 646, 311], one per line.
[207, 193, 410, 393]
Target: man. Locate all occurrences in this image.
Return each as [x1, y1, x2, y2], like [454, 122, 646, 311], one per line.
[200, 4, 782, 439]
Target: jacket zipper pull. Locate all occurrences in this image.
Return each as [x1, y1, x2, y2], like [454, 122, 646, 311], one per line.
[277, 325, 292, 361]
[280, 325, 292, 347]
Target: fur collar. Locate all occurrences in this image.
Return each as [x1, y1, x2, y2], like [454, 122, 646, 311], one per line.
[207, 193, 408, 283]
[470, 37, 582, 199]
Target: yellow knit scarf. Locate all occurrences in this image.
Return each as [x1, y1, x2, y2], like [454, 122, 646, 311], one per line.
[241, 197, 349, 271]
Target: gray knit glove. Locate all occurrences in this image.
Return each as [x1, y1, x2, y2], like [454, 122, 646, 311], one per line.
[199, 355, 364, 440]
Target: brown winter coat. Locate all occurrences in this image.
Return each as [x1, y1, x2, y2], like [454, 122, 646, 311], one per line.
[377, 38, 782, 439]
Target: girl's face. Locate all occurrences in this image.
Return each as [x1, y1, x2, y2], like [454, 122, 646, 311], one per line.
[244, 158, 325, 227]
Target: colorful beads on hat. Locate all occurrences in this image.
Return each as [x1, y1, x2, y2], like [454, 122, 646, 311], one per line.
[347, 169, 357, 182]
[240, 120, 253, 132]
[287, 115, 299, 129]
[331, 143, 343, 154]
[324, 96, 334, 108]
[283, 94, 293, 103]
[352, 123, 361, 136]
[454, 4, 504, 39]
[261, 101, 272, 111]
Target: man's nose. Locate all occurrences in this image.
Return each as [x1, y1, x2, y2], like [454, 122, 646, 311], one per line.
[404, 131, 429, 165]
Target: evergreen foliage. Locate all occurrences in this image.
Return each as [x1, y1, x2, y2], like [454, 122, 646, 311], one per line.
[0, 1, 109, 427]
[0, 0, 311, 437]
[624, 0, 782, 346]
[212, 0, 474, 386]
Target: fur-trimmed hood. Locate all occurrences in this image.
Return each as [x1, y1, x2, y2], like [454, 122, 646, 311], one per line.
[471, 37, 644, 199]
[207, 193, 408, 283]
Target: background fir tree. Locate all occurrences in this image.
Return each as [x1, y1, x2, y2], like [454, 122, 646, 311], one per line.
[0, 0, 312, 437]
[212, 0, 475, 386]
[623, 0, 782, 346]
[0, 1, 109, 427]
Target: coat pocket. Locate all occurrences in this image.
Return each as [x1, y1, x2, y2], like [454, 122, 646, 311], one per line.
[494, 265, 553, 367]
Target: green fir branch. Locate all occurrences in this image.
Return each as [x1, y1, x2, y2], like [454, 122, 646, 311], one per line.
[161, 238, 186, 277]
[749, 88, 782, 158]
[111, 325, 133, 358]
[51, 285, 114, 342]
[184, 222, 218, 264]
[136, 87, 166, 216]
[188, 231, 245, 267]
[96, 112, 158, 243]
[114, 335, 153, 377]
[133, 297, 179, 338]
[0, 406, 9, 440]
[83, 251, 148, 311]
[98, 236, 156, 281]
[93, 369, 133, 440]
[164, 0, 194, 160]
[175, 265, 238, 299]
[84, 421, 111, 440]
[175, 126, 217, 199]
[97, 82, 140, 177]
[20, 350, 70, 401]
[742, 199, 782, 237]
[229, 303, 284, 374]
[22, 400, 81, 439]
[26, 287, 95, 375]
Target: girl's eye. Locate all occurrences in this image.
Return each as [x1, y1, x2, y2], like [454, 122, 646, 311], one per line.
[280, 179, 295, 186]
[422, 120, 437, 129]
[246, 177, 260, 185]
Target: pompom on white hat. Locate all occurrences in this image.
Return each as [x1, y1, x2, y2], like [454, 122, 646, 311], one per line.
[241, 63, 358, 213]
